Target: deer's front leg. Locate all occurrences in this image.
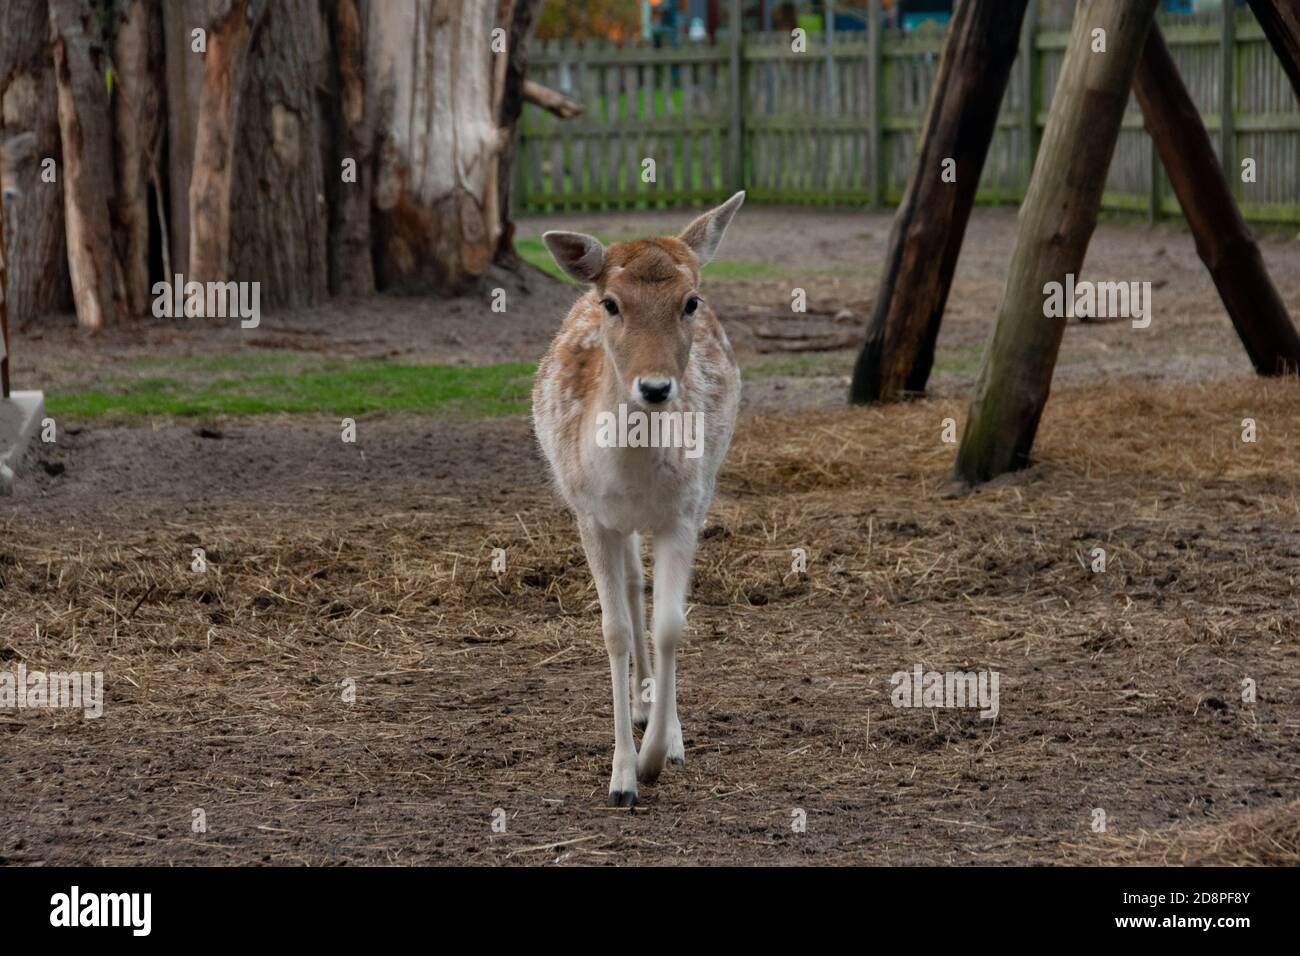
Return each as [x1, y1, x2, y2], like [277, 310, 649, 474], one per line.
[638, 523, 696, 783]
[578, 516, 638, 806]
[625, 533, 652, 731]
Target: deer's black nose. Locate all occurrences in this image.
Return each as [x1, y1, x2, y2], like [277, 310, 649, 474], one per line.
[637, 378, 673, 404]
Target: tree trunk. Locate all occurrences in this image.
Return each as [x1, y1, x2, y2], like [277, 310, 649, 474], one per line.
[229, 0, 328, 308]
[0, 0, 72, 327]
[188, 0, 266, 286]
[113, 0, 164, 316]
[326, 0, 376, 296]
[1, 183, 9, 397]
[1247, 0, 1300, 102]
[954, 0, 1159, 485]
[848, 0, 1029, 405]
[366, 0, 529, 293]
[495, 0, 543, 267]
[162, 0, 209, 276]
[1135, 23, 1300, 375]
[49, 0, 124, 330]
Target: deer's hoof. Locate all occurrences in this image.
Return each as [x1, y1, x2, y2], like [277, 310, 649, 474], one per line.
[667, 755, 686, 768]
[608, 789, 639, 807]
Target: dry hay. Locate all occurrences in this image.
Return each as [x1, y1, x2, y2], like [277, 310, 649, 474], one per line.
[1, 375, 1298, 864]
[1066, 799, 1300, 866]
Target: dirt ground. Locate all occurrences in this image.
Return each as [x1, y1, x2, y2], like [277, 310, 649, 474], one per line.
[2, 207, 1299, 865]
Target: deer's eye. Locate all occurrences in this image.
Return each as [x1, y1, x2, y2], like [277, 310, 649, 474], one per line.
[601, 297, 619, 317]
[684, 296, 700, 317]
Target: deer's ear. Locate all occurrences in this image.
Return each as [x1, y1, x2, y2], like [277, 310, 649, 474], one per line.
[542, 231, 605, 283]
[677, 190, 745, 267]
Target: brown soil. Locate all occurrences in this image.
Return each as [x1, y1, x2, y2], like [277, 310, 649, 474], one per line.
[1, 207, 1298, 865]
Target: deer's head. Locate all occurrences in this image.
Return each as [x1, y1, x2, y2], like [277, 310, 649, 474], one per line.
[544, 191, 744, 407]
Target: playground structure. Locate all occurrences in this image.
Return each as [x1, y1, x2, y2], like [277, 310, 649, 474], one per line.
[849, 0, 1300, 485]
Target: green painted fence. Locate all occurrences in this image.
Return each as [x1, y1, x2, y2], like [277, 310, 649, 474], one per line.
[517, 1, 1300, 224]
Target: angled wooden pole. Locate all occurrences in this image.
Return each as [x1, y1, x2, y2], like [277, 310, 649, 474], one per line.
[1246, 0, 1300, 102]
[848, 0, 1029, 405]
[1135, 23, 1300, 375]
[954, 0, 1159, 484]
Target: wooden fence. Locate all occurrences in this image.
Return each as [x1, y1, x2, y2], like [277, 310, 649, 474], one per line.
[517, 1, 1300, 224]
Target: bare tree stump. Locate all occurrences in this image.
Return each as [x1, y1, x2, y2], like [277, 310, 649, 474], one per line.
[367, 0, 534, 293]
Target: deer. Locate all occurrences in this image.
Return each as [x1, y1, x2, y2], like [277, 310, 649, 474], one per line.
[532, 192, 745, 806]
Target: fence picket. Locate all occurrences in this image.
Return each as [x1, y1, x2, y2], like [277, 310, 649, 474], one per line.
[518, 13, 1300, 222]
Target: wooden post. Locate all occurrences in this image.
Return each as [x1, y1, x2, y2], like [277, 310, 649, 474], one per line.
[954, 0, 1159, 484]
[1246, 0, 1300, 102]
[1135, 23, 1300, 374]
[728, 0, 743, 192]
[868, 0, 884, 206]
[1020, 0, 1039, 190]
[1221, 0, 1236, 193]
[848, 0, 1030, 404]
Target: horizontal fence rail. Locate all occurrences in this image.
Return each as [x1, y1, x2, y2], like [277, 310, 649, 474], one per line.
[517, 1, 1300, 225]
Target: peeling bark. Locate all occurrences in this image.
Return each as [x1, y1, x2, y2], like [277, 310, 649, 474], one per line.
[188, 0, 266, 285]
[367, 0, 519, 293]
[1, 182, 9, 396]
[229, 0, 328, 307]
[327, 0, 376, 297]
[162, 0, 208, 275]
[0, 0, 71, 325]
[113, 0, 164, 316]
[50, 0, 123, 330]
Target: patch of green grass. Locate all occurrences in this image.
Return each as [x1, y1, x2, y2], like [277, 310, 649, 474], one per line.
[931, 344, 985, 378]
[745, 354, 851, 378]
[47, 360, 537, 422]
[126, 351, 308, 375]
